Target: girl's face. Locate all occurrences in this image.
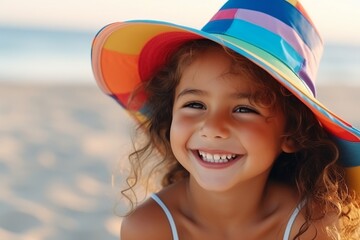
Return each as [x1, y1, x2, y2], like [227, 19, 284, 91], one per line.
[170, 48, 294, 192]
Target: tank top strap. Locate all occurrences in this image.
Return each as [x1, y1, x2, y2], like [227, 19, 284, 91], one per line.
[283, 200, 306, 240]
[151, 194, 179, 240]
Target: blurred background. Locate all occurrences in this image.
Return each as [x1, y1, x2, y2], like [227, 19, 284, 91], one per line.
[0, 0, 359, 239]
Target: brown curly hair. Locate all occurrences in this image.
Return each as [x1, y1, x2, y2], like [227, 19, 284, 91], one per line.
[121, 39, 360, 239]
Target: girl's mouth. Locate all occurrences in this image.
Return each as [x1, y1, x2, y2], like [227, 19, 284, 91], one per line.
[197, 150, 239, 163]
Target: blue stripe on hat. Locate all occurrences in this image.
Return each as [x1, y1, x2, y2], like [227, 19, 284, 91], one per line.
[203, 19, 304, 76]
[220, 0, 321, 52]
[334, 137, 360, 167]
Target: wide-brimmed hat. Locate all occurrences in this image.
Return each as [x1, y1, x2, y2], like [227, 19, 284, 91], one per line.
[91, 0, 360, 193]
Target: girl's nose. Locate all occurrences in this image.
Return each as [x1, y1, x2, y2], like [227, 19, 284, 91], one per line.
[200, 113, 230, 139]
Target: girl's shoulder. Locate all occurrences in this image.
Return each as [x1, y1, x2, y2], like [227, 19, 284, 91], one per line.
[269, 182, 338, 239]
[276, 190, 338, 239]
[121, 182, 184, 240]
[120, 196, 172, 240]
[291, 208, 339, 240]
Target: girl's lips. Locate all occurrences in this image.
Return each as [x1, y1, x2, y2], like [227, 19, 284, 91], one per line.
[192, 150, 243, 169]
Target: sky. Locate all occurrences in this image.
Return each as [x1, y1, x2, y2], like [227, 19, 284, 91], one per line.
[1, 0, 360, 45]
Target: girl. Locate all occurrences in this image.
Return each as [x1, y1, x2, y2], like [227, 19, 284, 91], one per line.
[91, 0, 360, 239]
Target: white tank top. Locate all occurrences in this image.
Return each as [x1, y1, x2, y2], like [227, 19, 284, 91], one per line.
[151, 194, 305, 240]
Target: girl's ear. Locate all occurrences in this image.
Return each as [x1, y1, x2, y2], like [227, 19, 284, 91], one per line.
[281, 137, 298, 153]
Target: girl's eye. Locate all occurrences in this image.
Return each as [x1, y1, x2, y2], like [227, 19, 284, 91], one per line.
[183, 102, 206, 110]
[234, 106, 258, 114]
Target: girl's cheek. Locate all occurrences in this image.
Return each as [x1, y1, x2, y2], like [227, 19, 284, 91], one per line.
[171, 113, 199, 137]
[172, 115, 191, 130]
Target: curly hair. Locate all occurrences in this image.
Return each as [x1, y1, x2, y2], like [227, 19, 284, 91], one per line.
[121, 39, 360, 239]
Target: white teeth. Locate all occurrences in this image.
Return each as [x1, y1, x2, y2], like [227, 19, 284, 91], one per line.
[198, 151, 237, 163]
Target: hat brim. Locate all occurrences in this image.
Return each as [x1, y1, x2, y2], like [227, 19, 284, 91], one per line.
[91, 20, 360, 192]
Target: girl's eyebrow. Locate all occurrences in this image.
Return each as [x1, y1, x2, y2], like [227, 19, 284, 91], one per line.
[176, 88, 206, 100]
[176, 88, 251, 100]
[231, 92, 251, 100]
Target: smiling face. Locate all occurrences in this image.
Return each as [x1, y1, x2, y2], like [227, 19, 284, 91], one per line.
[170, 47, 294, 192]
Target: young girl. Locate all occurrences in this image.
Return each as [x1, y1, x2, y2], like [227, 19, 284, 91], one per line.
[91, 0, 360, 239]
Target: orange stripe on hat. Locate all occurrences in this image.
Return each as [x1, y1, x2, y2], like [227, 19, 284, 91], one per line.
[101, 49, 140, 94]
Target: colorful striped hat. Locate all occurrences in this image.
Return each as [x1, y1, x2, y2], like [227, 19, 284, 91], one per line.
[91, 0, 360, 193]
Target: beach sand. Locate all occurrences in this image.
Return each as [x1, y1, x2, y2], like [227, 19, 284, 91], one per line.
[0, 83, 359, 240]
[0, 83, 135, 240]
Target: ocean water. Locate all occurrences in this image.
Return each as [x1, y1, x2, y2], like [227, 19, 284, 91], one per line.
[0, 26, 360, 85]
[318, 43, 360, 86]
[0, 26, 95, 84]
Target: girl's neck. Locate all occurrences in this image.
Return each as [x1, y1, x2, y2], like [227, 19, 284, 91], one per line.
[183, 176, 279, 229]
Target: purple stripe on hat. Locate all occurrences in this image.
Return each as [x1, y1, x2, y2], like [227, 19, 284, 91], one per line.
[212, 9, 319, 82]
[236, 9, 320, 63]
[221, 0, 322, 52]
[210, 8, 319, 93]
[299, 67, 316, 96]
[203, 19, 304, 76]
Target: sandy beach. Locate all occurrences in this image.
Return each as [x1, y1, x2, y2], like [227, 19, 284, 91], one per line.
[0, 83, 359, 240]
[0, 83, 135, 240]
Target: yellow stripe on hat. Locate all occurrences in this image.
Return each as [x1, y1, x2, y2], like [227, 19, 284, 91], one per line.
[286, 0, 298, 7]
[103, 23, 188, 55]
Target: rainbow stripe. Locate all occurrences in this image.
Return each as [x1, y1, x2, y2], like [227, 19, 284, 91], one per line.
[202, 0, 322, 96]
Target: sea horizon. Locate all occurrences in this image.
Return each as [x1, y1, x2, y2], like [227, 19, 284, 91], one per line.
[1, 25, 360, 86]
